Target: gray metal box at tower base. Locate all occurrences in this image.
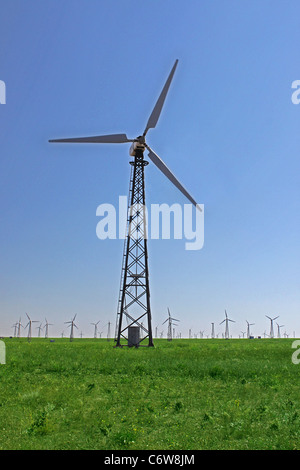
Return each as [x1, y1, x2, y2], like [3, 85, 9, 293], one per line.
[128, 326, 140, 347]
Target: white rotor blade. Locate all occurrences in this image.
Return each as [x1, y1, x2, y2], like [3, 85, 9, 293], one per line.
[49, 133, 133, 144]
[146, 146, 201, 210]
[143, 60, 178, 136]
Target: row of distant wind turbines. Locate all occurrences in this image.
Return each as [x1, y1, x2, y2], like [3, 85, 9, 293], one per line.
[11, 314, 111, 342]
[11, 311, 289, 342]
[158, 310, 290, 341]
[216, 311, 287, 339]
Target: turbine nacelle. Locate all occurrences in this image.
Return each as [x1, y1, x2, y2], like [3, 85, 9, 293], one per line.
[129, 136, 146, 157]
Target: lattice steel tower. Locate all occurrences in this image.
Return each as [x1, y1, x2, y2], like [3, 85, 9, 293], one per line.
[115, 148, 153, 347]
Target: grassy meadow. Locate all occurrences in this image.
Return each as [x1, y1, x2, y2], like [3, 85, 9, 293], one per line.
[0, 337, 300, 450]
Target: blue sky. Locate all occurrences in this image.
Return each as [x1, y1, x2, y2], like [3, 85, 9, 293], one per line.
[0, 0, 299, 338]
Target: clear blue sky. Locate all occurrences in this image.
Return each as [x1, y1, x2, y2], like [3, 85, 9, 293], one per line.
[0, 0, 299, 338]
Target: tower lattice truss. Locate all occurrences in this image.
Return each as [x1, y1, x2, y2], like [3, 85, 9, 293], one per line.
[115, 150, 154, 347]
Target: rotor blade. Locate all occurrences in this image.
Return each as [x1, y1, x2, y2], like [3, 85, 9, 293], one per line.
[265, 315, 272, 320]
[171, 318, 180, 322]
[143, 59, 178, 136]
[273, 316, 279, 321]
[162, 318, 169, 325]
[49, 134, 132, 144]
[146, 146, 201, 210]
[220, 320, 225, 325]
[228, 319, 235, 323]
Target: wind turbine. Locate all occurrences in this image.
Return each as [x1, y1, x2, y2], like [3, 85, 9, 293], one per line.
[211, 323, 215, 339]
[276, 322, 284, 338]
[65, 314, 78, 342]
[220, 310, 235, 339]
[265, 315, 279, 339]
[91, 320, 100, 339]
[12, 322, 18, 337]
[246, 320, 255, 339]
[16, 317, 23, 338]
[44, 318, 53, 339]
[162, 308, 179, 341]
[25, 313, 39, 342]
[36, 323, 44, 338]
[49, 60, 200, 348]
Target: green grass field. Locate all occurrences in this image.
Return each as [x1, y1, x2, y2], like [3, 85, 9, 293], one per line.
[0, 337, 299, 450]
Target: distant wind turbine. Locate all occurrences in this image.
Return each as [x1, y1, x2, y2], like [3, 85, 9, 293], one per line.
[162, 308, 179, 341]
[65, 314, 78, 342]
[265, 315, 279, 339]
[25, 313, 39, 342]
[246, 320, 255, 339]
[11, 322, 18, 337]
[91, 320, 100, 339]
[276, 322, 284, 339]
[220, 310, 235, 339]
[36, 323, 44, 338]
[44, 318, 53, 339]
